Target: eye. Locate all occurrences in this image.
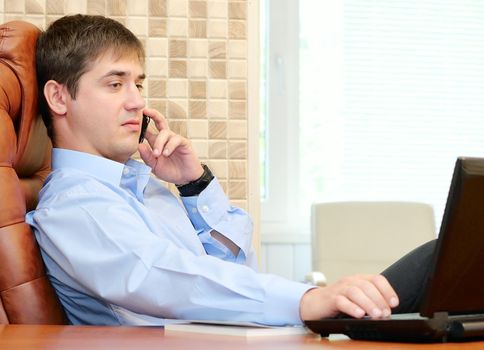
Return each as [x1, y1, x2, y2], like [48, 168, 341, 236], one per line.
[136, 83, 144, 92]
[109, 82, 122, 89]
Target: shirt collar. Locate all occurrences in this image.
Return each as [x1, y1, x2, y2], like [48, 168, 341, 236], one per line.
[51, 148, 151, 186]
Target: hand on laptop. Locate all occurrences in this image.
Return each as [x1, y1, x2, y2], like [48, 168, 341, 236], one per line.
[300, 274, 399, 320]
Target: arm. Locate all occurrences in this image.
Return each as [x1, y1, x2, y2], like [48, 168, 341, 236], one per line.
[138, 108, 252, 262]
[30, 189, 308, 326]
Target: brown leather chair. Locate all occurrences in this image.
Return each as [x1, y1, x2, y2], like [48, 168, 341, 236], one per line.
[0, 20, 66, 324]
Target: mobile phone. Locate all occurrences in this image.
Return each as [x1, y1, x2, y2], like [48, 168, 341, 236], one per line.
[139, 114, 151, 143]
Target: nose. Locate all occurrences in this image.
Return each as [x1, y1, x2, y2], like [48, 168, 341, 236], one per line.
[125, 83, 145, 111]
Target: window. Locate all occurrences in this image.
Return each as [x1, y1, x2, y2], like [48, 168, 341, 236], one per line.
[262, 0, 484, 238]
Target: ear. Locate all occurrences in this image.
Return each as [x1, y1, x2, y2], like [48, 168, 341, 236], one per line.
[43, 80, 69, 116]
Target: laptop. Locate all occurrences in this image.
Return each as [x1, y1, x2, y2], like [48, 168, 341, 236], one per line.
[304, 157, 484, 342]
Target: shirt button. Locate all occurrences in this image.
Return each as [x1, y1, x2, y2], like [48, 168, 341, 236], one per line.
[123, 168, 130, 175]
[191, 207, 198, 214]
[201, 205, 210, 213]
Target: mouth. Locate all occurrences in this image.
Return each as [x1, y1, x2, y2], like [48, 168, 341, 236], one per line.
[121, 119, 140, 132]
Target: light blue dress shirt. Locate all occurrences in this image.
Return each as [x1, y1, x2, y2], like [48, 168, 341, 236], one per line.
[26, 149, 311, 326]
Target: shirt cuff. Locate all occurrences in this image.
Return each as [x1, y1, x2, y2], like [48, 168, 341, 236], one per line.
[181, 177, 229, 231]
[260, 275, 315, 326]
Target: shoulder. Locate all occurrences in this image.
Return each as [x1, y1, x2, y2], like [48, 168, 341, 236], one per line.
[38, 168, 122, 207]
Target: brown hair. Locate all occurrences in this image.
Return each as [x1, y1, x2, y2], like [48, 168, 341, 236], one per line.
[36, 14, 145, 139]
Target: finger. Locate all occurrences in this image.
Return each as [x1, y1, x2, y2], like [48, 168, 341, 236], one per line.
[151, 129, 173, 157]
[371, 274, 399, 309]
[354, 278, 392, 318]
[161, 134, 187, 157]
[138, 142, 156, 166]
[334, 295, 366, 319]
[344, 283, 385, 319]
[143, 107, 169, 132]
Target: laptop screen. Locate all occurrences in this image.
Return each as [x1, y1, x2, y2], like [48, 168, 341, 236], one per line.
[420, 157, 484, 317]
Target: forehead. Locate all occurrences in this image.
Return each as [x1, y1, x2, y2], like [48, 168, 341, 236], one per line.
[87, 50, 145, 78]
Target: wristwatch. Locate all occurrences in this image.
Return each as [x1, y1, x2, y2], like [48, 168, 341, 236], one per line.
[176, 164, 214, 197]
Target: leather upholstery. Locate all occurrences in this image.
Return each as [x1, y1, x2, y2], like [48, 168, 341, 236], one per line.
[0, 20, 66, 324]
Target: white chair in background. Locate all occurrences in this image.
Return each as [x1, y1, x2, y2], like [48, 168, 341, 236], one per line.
[307, 201, 436, 285]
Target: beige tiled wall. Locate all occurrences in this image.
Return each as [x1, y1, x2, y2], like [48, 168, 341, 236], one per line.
[1, 0, 251, 211]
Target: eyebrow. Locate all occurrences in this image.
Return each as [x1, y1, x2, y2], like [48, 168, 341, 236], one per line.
[99, 70, 146, 81]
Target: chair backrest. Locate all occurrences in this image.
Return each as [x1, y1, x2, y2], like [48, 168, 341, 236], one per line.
[0, 20, 66, 324]
[311, 201, 436, 283]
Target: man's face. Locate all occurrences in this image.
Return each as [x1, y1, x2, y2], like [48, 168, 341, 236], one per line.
[64, 52, 146, 163]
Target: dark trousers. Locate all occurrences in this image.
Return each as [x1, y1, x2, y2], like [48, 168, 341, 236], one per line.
[381, 239, 437, 314]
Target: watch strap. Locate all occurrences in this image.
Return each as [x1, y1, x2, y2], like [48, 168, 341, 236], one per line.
[176, 164, 214, 197]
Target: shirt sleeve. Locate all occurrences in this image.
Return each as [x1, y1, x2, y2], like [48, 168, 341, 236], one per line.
[28, 184, 312, 326]
[180, 178, 256, 266]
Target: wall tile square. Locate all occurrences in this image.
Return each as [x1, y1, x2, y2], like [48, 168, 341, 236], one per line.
[229, 141, 247, 159]
[148, 99, 167, 115]
[188, 59, 208, 78]
[169, 60, 187, 78]
[189, 100, 206, 118]
[229, 20, 246, 39]
[228, 120, 247, 139]
[148, 79, 166, 98]
[228, 40, 247, 59]
[208, 80, 227, 99]
[229, 81, 246, 100]
[167, 18, 187, 37]
[65, 0, 87, 14]
[166, 79, 188, 98]
[168, 0, 187, 17]
[189, 19, 206, 38]
[169, 39, 187, 57]
[228, 180, 246, 200]
[208, 100, 228, 119]
[229, 101, 246, 119]
[189, 1, 206, 18]
[5, 0, 25, 13]
[190, 81, 206, 98]
[228, 60, 246, 79]
[228, 2, 246, 20]
[149, 0, 166, 17]
[207, 1, 227, 19]
[208, 159, 228, 179]
[188, 119, 208, 139]
[149, 18, 167, 36]
[87, 0, 106, 15]
[209, 141, 227, 159]
[191, 140, 208, 159]
[167, 100, 188, 119]
[188, 39, 208, 58]
[127, 0, 146, 15]
[229, 160, 246, 179]
[126, 17, 148, 36]
[168, 120, 188, 137]
[209, 60, 226, 79]
[107, 0, 126, 16]
[46, 0, 63, 14]
[207, 19, 227, 38]
[209, 121, 227, 139]
[147, 37, 167, 57]
[26, 0, 45, 14]
[209, 41, 226, 59]
[146, 57, 167, 77]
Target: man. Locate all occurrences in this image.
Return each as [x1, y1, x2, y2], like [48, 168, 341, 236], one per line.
[27, 14, 413, 326]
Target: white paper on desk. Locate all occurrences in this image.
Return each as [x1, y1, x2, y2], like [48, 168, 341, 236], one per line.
[163, 319, 309, 337]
